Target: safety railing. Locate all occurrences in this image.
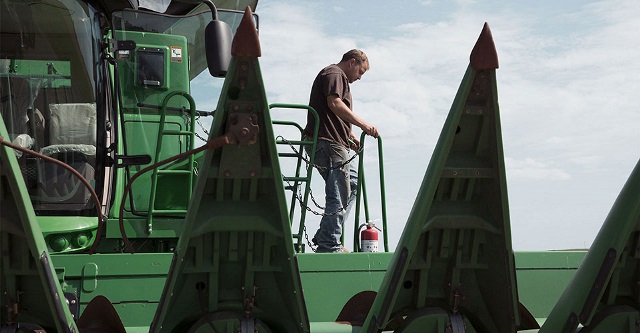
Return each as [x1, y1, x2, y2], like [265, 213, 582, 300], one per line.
[147, 91, 197, 234]
[270, 103, 388, 253]
[269, 103, 318, 252]
[351, 133, 388, 252]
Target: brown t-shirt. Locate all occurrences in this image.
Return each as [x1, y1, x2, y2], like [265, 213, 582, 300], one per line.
[304, 64, 352, 148]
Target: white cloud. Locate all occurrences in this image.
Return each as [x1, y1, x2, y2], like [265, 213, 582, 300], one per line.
[505, 157, 571, 181]
[257, 0, 640, 251]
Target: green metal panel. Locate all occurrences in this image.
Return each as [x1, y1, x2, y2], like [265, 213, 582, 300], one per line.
[298, 253, 393, 323]
[515, 251, 587, 322]
[150, 10, 309, 333]
[114, 31, 190, 109]
[121, 113, 189, 213]
[49, 253, 174, 329]
[297, 251, 587, 327]
[540, 159, 640, 333]
[361, 24, 525, 333]
[0, 115, 78, 332]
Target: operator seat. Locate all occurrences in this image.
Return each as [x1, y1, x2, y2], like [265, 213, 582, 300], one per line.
[36, 103, 96, 210]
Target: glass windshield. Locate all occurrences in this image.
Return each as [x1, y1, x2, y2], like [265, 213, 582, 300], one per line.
[0, 0, 101, 213]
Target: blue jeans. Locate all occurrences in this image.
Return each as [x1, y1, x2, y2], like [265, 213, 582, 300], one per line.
[308, 139, 358, 252]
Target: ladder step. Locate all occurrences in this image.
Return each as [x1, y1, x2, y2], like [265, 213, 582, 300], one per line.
[157, 169, 192, 175]
[283, 176, 309, 182]
[150, 209, 188, 215]
[162, 130, 193, 135]
[276, 140, 314, 146]
[279, 152, 301, 158]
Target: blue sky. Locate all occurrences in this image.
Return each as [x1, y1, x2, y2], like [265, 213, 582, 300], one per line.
[251, 0, 640, 251]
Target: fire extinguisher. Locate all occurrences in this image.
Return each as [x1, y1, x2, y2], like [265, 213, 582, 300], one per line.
[359, 222, 381, 252]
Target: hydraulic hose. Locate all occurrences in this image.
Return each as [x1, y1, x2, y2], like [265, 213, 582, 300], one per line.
[118, 134, 231, 253]
[0, 136, 105, 253]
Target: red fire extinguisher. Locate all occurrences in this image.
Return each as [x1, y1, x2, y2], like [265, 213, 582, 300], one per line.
[359, 222, 381, 252]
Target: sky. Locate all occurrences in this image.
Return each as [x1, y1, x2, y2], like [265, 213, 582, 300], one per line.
[249, 0, 639, 251]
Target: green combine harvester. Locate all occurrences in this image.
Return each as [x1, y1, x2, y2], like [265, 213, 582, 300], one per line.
[1, 0, 638, 332]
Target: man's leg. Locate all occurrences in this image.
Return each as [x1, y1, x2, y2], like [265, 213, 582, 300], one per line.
[313, 141, 351, 252]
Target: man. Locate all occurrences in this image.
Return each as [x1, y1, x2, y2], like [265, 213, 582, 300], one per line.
[304, 49, 379, 253]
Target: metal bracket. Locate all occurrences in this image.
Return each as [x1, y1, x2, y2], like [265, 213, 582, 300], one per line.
[107, 38, 136, 53]
[228, 112, 259, 146]
[64, 292, 79, 320]
[112, 154, 152, 167]
[244, 286, 257, 317]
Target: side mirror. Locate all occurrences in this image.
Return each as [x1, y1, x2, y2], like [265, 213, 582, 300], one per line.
[204, 1, 232, 77]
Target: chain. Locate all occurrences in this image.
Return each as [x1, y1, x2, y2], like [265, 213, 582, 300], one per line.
[276, 136, 362, 172]
[283, 177, 345, 217]
[282, 177, 323, 253]
[302, 225, 317, 253]
[195, 116, 210, 142]
[279, 136, 363, 253]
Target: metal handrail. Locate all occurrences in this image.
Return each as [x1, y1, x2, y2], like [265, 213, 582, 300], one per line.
[147, 91, 197, 234]
[351, 133, 388, 252]
[270, 104, 387, 253]
[269, 103, 318, 252]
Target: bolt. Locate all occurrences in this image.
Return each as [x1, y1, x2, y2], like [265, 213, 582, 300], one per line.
[224, 170, 231, 177]
[249, 171, 256, 177]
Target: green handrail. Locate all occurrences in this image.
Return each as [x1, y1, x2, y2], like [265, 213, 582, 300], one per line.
[147, 91, 197, 234]
[270, 103, 387, 253]
[351, 133, 388, 252]
[269, 103, 318, 252]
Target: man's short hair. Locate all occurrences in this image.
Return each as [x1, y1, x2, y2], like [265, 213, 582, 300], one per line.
[341, 49, 368, 67]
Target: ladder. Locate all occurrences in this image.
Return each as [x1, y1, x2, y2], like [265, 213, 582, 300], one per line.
[270, 103, 318, 252]
[146, 91, 197, 234]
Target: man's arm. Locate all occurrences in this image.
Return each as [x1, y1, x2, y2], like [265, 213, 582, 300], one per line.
[327, 95, 379, 138]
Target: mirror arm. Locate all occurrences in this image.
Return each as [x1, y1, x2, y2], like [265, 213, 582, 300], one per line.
[203, 0, 219, 20]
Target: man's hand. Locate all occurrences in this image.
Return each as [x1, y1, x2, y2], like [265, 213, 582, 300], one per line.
[361, 123, 379, 138]
[349, 135, 360, 151]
